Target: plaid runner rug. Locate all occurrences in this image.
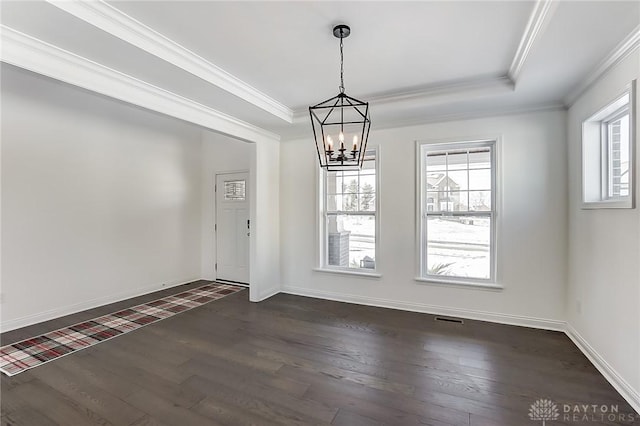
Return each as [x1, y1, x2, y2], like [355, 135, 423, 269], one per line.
[0, 283, 244, 376]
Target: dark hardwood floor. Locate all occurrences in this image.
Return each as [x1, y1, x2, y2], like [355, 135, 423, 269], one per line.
[1, 281, 638, 425]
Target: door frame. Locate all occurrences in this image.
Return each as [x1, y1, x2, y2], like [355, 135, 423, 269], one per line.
[214, 170, 251, 287]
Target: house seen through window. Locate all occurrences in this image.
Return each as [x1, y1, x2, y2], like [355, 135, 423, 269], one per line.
[419, 140, 496, 283]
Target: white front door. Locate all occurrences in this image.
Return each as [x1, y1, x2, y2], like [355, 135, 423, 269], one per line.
[216, 172, 250, 284]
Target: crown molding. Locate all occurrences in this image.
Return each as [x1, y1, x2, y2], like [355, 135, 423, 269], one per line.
[352, 102, 566, 132]
[564, 25, 640, 107]
[46, 0, 293, 123]
[367, 74, 514, 105]
[282, 102, 565, 140]
[292, 75, 515, 120]
[508, 0, 556, 84]
[0, 26, 280, 143]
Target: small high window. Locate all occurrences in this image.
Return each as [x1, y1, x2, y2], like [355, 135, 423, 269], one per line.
[582, 81, 635, 209]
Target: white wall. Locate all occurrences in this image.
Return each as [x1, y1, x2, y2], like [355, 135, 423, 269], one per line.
[566, 49, 640, 410]
[1, 65, 203, 330]
[200, 131, 253, 280]
[250, 137, 281, 301]
[280, 110, 568, 327]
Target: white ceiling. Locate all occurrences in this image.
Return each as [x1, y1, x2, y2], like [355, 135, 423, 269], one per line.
[1, 1, 639, 139]
[107, 1, 533, 107]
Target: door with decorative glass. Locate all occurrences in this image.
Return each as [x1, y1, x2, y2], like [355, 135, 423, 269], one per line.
[215, 172, 250, 285]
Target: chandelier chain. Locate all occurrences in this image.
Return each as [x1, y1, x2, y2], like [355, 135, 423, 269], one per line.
[339, 34, 345, 93]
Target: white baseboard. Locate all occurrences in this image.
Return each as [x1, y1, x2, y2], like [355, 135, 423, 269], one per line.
[257, 286, 280, 302]
[280, 285, 565, 331]
[565, 323, 640, 415]
[0, 276, 202, 333]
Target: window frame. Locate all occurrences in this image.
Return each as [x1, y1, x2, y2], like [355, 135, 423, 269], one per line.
[416, 138, 499, 288]
[582, 80, 636, 209]
[317, 147, 381, 277]
[602, 106, 630, 200]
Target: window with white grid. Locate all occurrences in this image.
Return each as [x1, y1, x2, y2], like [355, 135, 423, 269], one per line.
[418, 140, 496, 284]
[322, 150, 377, 271]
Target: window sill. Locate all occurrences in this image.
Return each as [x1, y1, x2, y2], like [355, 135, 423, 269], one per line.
[414, 276, 503, 291]
[314, 268, 382, 278]
[581, 199, 633, 209]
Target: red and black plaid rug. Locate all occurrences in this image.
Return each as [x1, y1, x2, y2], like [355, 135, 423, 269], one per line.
[0, 283, 244, 376]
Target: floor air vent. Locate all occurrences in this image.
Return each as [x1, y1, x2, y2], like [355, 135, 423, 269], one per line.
[434, 316, 464, 324]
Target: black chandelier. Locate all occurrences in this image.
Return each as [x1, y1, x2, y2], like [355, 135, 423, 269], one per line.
[309, 24, 371, 171]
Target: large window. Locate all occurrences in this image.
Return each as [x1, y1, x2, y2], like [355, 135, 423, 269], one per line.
[582, 81, 635, 208]
[322, 150, 377, 272]
[418, 140, 496, 284]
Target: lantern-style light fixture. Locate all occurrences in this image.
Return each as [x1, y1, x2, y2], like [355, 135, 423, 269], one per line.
[309, 24, 371, 171]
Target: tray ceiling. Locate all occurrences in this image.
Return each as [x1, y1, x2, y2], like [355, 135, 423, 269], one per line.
[1, 1, 638, 140]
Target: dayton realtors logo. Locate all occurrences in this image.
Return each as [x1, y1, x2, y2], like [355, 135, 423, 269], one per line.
[529, 399, 638, 424]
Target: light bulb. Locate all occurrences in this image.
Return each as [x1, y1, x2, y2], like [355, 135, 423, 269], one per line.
[352, 135, 358, 151]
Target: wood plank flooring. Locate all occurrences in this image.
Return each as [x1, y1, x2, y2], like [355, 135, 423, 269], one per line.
[1, 281, 638, 425]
